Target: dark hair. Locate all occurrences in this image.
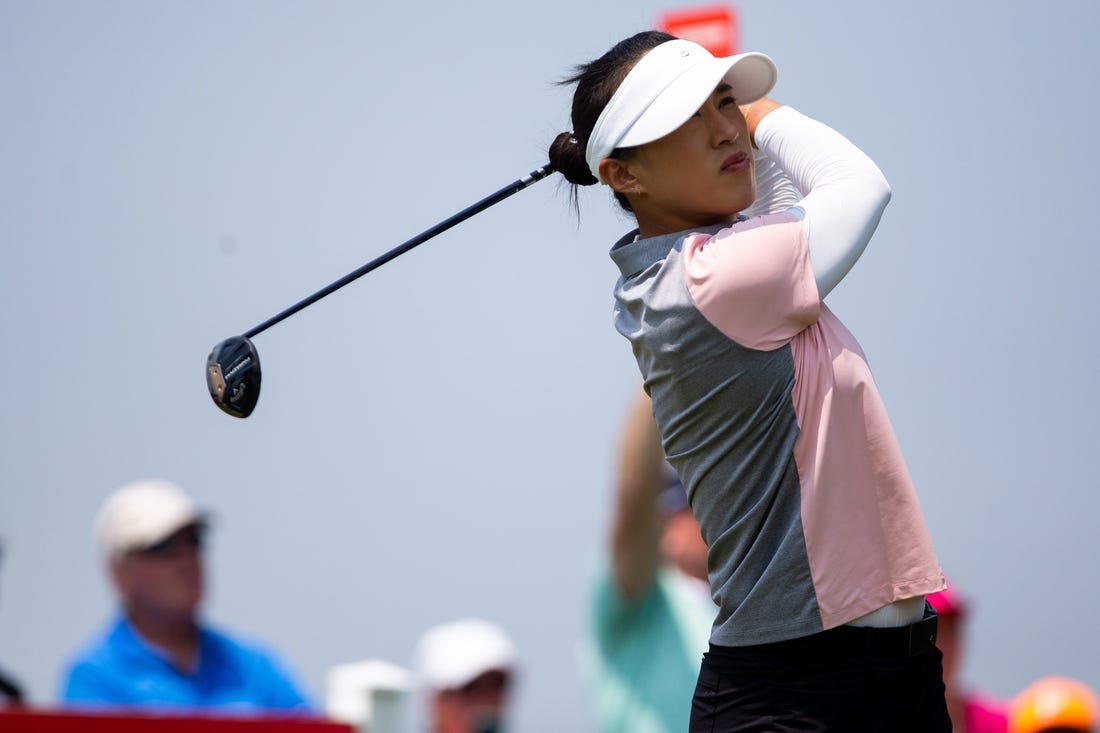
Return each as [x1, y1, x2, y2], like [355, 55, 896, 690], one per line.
[549, 31, 676, 213]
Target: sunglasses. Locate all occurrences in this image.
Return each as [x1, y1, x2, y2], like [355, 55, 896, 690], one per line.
[458, 670, 511, 696]
[134, 524, 206, 558]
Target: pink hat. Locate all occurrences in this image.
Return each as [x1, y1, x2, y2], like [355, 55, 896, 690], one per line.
[927, 581, 968, 617]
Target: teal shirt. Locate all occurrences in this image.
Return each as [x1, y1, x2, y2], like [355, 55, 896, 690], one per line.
[582, 564, 716, 733]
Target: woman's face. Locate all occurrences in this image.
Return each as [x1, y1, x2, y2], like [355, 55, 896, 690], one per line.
[609, 83, 756, 238]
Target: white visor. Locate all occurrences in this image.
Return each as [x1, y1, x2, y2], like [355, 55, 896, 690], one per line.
[586, 39, 777, 183]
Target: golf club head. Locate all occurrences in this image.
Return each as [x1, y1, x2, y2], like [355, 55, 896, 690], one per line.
[206, 336, 262, 418]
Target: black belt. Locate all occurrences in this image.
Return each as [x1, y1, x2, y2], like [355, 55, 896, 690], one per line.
[829, 603, 939, 658]
[725, 603, 939, 660]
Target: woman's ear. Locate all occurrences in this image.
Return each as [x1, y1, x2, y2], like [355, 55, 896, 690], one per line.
[599, 158, 643, 196]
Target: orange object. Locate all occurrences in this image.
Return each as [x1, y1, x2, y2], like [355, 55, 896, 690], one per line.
[1009, 676, 1099, 733]
[656, 4, 740, 57]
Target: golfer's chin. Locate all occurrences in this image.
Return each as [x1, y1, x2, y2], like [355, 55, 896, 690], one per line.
[729, 181, 756, 216]
[690, 185, 759, 228]
[695, 185, 755, 225]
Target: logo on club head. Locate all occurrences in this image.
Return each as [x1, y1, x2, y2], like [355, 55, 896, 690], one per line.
[225, 354, 253, 379]
[230, 382, 248, 404]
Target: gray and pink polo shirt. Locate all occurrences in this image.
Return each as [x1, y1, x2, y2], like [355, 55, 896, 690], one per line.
[610, 213, 944, 646]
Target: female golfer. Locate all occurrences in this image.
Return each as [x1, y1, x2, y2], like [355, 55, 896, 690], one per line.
[549, 31, 950, 732]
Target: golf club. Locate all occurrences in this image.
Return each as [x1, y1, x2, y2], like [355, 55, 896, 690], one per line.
[206, 163, 555, 418]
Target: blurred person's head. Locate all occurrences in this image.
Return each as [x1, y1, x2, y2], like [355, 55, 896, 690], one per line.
[659, 473, 708, 583]
[1009, 676, 1098, 733]
[97, 479, 208, 627]
[415, 618, 516, 733]
[927, 582, 970, 691]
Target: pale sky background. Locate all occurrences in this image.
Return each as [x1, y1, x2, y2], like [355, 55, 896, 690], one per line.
[2, 1, 1098, 731]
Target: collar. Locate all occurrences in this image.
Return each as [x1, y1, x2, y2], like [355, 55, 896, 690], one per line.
[609, 221, 733, 279]
[113, 615, 207, 674]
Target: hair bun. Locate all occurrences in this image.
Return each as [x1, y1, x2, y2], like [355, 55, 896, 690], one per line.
[548, 131, 598, 186]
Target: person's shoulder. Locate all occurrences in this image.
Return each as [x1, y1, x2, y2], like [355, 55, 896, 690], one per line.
[201, 623, 271, 656]
[199, 623, 290, 672]
[199, 622, 311, 708]
[58, 619, 133, 701]
[62, 618, 129, 670]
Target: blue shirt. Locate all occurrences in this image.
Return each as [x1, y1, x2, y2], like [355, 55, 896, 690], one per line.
[60, 616, 313, 714]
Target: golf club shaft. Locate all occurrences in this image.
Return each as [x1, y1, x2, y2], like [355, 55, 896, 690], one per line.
[243, 163, 555, 340]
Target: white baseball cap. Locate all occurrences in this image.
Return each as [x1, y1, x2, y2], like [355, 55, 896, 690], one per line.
[415, 618, 516, 691]
[96, 479, 206, 558]
[586, 39, 777, 183]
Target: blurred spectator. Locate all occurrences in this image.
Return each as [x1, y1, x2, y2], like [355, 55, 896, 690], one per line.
[928, 582, 1008, 732]
[581, 390, 714, 733]
[326, 658, 413, 733]
[58, 478, 313, 714]
[1008, 676, 1098, 733]
[414, 617, 516, 733]
[0, 669, 21, 707]
[0, 539, 24, 707]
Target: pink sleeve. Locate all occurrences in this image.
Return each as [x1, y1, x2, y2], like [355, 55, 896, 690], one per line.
[682, 215, 820, 351]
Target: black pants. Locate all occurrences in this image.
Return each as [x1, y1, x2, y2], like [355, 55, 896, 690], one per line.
[690, 605, 952, 732]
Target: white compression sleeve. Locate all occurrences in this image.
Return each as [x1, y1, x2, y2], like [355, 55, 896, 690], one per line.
[754, 106, 892, 298]
[741, 146, 801, 218]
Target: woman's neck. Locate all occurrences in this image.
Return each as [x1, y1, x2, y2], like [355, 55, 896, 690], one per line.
[635, 211, 739, 240]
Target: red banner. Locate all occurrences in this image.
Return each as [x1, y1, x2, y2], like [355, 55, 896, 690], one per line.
[0, 709, 355, 733]
[656, 4, 740, 57]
